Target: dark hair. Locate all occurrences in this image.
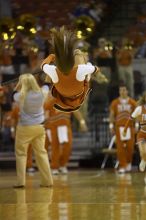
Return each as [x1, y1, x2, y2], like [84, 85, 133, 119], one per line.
[49, 26, 77, 74]
[119, 81, 128, 89]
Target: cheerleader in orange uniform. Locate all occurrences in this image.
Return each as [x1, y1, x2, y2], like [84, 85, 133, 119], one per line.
[109, 84, 137, 173]
[41, 27, 103, 112]
[44, 99, 87, 175]
[124, 91, 146, 172]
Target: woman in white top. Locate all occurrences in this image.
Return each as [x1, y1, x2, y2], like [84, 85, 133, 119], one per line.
[13, 73, 53, 188]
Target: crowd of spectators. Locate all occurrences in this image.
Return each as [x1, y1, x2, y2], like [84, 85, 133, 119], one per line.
[0, 0, 146, 152]
[0, 34, 144, 152]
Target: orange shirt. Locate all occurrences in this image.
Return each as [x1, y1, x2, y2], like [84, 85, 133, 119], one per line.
[1, 49, 12, 65]
[110, 97, 136, 126]
[94, 48, 112, 59]
[117, 49, 133, 66]
[28, 50, 39, 69]
[55, 67, 85, 97]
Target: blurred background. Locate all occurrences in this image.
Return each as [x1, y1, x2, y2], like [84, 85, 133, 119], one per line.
[0, 0, 145, 169]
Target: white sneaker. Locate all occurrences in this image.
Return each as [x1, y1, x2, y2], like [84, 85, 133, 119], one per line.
[126, 163, 132, 172]
[139, 160, 146, 172]
[26, 167, 36, 173]
[52, 169, 59, 175]
[118, 168, 126, 174]
[59, 167, 68, 174]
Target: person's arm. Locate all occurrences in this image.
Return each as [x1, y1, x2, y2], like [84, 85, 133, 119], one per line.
[73, 110, 88, 132]
[12, 80, 22, 103]
[74, 49, 106, 82]
[123, 106, 142, 135]
[92, 69, 108, 83]
[41, 84, 49, 100]
[123, 117, 134, 136]
[41, 54, 58, 83]
[109, 109, 115, 135]
[76, 64, 97, 81]
[14, 79, 21, 91]
[11, 105, 19, 138]
[41, 64, 58, 83]
[44, 75, 52, 83]
[40, 54, 55, 69]
[76, 64, 108, 83]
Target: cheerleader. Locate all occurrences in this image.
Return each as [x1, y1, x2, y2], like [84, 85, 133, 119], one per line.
[41, 26, 106, 112]
[44, 99, 87, 175]
[123, 92, 146, 172]
[109, 84, 137, 173]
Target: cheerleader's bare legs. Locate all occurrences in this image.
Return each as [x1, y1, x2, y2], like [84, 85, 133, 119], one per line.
[138, 141, 146, 172]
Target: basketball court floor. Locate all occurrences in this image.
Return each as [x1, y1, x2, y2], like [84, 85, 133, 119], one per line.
[0, 169, 146, 220]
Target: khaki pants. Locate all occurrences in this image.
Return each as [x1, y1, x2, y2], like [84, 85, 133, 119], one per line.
[15, 125, 53, 186]
[118, 65, 134, 97]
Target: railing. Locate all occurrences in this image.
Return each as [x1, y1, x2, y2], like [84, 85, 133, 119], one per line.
[89, 113, 111, 150]
[69, 112, 113, 168]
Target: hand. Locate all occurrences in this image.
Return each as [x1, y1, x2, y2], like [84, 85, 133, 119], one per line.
[109, 123, 115, 135]
[11, 127, 15, 139]
[14, 80, 21, 91]
[135, 122, 139, 133]
[110, 128, 115, 135]
[79, 120, 88, 132]
[92, 70, 108, 84]
[49, 54, 55, 62]
[98, 72, 108, 83]
[44, 75, 52, 83]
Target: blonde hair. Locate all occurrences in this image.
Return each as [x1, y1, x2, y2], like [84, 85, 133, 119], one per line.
[19, 73, 41, 105]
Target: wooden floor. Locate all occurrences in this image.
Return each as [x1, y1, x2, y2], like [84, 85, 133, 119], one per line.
[0, 169, 146, 220]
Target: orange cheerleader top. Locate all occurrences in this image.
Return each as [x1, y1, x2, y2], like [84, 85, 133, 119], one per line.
[41, 54, 97, 112]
